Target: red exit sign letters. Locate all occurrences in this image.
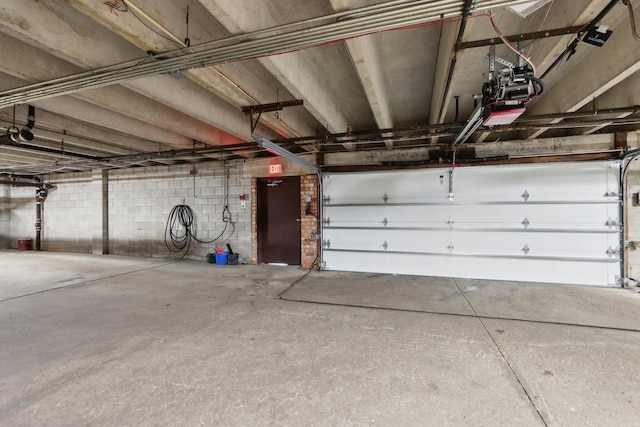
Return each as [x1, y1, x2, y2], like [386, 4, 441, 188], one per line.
[268, 163, 283, 175]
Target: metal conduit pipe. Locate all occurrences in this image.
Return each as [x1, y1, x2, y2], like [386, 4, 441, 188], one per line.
[0, 0, 457, 88]
[0, 6, 467, 102]
[277, 106, 640, 144]
[34, 176, 45, 251]
[438, 0, 476, 123]
[4, 0, 449, 94]
[0, 140, 99, 159]
[26, 105, 35, 129]
[2, 1, 526, 106]
[513, 106, 640, 123]
[0, 0, 531, 107]
[9, 0, 528, 99]
[622, 0, 640, 41]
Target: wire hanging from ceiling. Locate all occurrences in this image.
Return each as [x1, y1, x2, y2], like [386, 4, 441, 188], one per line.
[104, 0, 129, 15]
[622, 0, 640, 42]
[486, 10, 538, 77]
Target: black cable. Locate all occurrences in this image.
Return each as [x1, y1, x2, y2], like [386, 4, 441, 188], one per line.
[276, 294, 640, 334]
[164, 204, 234, 257]
[529, 76, 545, 97]
[276, 255, 320, 299]
[540, 0, 621, 79]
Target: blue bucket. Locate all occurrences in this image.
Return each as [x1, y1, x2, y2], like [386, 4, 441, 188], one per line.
[215, 252, 228, 265]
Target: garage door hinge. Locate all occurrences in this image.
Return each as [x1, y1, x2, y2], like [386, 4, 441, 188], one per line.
[521, 190, 529, 202]
[383, 193, 389, 203]
[382, 241, 388, 250]
[522, 244, 530, 255]
[605, 246, 620, 257]
[521, 217, 530, 228]
[615, 275, 629, 287]
[322, 195, 331, 204]
[608, 160, 622, 169]
[382, 217, 388, 227]
[322, 217, 331, 226]
[604, 190, 619, 198]
[323, 239, 331, 249]
[604, 217, 619, 228]
[447, 243, 454, 253]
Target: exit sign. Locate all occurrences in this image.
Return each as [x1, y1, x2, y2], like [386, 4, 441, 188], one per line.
[268, 163, 283, 175]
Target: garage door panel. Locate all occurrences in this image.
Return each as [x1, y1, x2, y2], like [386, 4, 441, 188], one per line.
[323, 205, 453, 228]
[323, 229, 453, 253]
[323, 169, 447, 204]
[324, 204, 615, 231]
[324, 228, 614, 259]
[322, 251, 616, 286]
[321, 162, 621, 286]
[452, 232, 613, 258]
[453, 162, 619, 203]
[451, 204, 614, 231]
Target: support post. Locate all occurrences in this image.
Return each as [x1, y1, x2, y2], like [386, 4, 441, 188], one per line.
[92, 169, 109, 254]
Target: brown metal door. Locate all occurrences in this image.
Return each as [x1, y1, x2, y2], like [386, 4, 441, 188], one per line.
[257, 177, 301, 265]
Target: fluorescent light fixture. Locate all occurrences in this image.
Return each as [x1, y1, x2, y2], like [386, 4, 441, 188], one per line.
[507, 0, 553, 18]
[252, 133, 321, 173]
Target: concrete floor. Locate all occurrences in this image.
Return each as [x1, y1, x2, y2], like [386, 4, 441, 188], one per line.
[1, 250, 639, 426]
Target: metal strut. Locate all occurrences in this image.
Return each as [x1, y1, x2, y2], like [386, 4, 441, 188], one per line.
[241, 99, 304, 134]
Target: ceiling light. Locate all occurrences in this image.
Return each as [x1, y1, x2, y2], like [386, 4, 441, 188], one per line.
[252, 133, 321, 173]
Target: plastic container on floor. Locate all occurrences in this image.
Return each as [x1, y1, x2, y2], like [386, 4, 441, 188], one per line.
[215, 252, 228, 265]
[207, 253, 216, 263]
[228, 253, 239, 265]
[18, 239, 32, 251]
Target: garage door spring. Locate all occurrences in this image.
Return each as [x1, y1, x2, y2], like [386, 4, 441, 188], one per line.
[164, 204, 234, 257]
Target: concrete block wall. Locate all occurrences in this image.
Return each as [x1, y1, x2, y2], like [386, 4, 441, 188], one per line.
[43, 173, 95, 252]
[6, 186, 34, 249]
[0, 162, 252, 261]
[4, 173, 94, 252]
[0, 185, 10, 247]
[108, 161, 252, 262]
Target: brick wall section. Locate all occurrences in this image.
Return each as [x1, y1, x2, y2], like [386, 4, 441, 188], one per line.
[250, 174, 319, 267]
[300, 174, 319, 268]
[251, 179, 257, 264]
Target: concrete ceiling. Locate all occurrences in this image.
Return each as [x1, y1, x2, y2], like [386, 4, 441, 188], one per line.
[1, 0, 640, 173]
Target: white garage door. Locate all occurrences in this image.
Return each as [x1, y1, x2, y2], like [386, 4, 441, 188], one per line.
[321, 161, 621, 286]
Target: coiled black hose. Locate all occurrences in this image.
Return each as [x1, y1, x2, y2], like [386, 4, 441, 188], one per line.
[165, 204, 234, 257]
